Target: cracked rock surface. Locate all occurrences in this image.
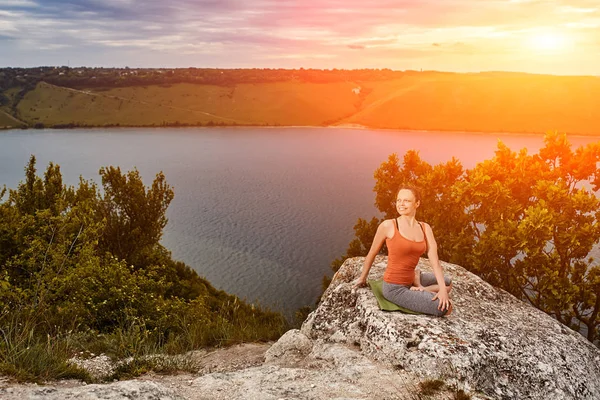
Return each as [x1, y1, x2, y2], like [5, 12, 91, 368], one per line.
[302, 256, 600, 400]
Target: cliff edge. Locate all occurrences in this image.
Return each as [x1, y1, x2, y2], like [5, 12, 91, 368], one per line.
[301, 256, 600, 399]
[2, 256, 599, 399]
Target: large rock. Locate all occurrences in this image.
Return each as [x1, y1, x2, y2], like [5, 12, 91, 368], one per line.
[264, 328, 313, 366]
[188, 340, 434, 400]
[302, 256, 600, 400]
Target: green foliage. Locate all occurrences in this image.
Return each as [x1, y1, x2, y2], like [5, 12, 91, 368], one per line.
[0, 67, 407, 92]
[292, 306, 313, 328]
[0, 157, 289, 382]
[374, 151, 471, 265]
[336, 132, 600, 345]
[0, 311, 91, 383]
[98, 166, 174, 267]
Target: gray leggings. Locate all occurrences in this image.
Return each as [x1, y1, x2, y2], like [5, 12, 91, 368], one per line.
[382, 272, 452, 317]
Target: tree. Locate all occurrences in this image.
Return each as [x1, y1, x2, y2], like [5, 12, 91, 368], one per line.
[98, 166, 174, 267]
[372, 150, 471, 265]
[335, 132, 600, 345]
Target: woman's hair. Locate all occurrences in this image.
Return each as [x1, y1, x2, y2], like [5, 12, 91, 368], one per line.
[396, 185, 421, 203]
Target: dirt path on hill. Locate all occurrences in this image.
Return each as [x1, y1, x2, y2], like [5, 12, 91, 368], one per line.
[42, 82, 253, 125]
[0, 109, 26, 127]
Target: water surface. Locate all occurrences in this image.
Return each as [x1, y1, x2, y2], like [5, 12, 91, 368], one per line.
[1, 127, 598, 314]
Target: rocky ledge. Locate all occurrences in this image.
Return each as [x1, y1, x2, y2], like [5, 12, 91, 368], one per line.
[302, 256, 600, 399]
[1, 256, 599, 400]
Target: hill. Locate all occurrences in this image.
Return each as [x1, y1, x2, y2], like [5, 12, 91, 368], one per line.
[1, 68, 599, 135]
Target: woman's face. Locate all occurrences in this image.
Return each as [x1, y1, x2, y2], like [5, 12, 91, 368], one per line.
[395, 189, 420, 216]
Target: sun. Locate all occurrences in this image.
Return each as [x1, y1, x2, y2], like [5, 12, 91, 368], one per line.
[527, 32, 568, 53]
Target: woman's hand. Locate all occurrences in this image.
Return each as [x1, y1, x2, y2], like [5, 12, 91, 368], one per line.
[432, 290, 451, 312]
[353, 277, 368, 289]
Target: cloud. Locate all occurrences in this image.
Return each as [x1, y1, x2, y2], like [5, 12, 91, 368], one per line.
[0, 0, 599, 74]
[0, 0, 37, 7]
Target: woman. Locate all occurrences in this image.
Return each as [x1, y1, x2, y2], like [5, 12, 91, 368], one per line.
[354, 186, 452, 316]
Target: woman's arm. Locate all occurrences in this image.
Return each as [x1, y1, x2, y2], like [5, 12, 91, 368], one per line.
[353, 220, 390, 288]
[423, 223, 451, 311]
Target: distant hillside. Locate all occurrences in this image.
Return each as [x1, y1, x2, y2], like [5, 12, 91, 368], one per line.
[343, 73, 600, 135]
[0, 110, 25, 128]
[13, 81, 360, 128]
[1, 68, 599, 135]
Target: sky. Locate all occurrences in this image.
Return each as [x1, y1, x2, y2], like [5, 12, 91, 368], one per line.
[1, 0, 599, 75]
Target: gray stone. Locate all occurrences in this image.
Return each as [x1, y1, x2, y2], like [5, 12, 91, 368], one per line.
[264, 329, 313, 366]
[0, 380, 183, 400]
[67, 353, 115, 381]
[302, 256, 600, 400]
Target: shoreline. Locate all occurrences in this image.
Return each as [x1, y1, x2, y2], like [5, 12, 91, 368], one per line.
[2, 123, 600, 139]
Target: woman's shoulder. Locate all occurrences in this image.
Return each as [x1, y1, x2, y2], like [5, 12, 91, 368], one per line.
[418, 221, 433, 233]
[418, 220, 431, 228]
[377, 219, 396, 239]
[378, 218, 396, 232]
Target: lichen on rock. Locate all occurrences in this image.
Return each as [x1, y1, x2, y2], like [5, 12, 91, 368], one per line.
[302, 256, 600, 400]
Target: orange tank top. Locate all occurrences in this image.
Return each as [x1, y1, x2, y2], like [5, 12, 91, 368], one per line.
[383, 219, 427, 285]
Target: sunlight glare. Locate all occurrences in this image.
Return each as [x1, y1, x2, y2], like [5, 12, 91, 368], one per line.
[527, 32, 568, 53]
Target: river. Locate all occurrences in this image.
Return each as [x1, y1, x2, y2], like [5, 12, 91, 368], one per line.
[1, 127, 598, 315]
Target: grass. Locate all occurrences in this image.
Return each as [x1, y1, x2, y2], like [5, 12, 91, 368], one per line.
[0, 311, 480, 398]
[387, 373, 475, 400]
[412, 377, 474, 399]
[0, 104, 26, 128]
[344, 73, 600, 135]
[7, 72, 600, 134]
[0, 301, 288, 383]
[0, 313, 91, 383]
[14, 81, 361, 128]
[109, 354, 199, 381]
[453, 389, 472, 400]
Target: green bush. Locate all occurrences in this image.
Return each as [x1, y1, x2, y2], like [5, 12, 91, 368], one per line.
[0, 156, 289, 381]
